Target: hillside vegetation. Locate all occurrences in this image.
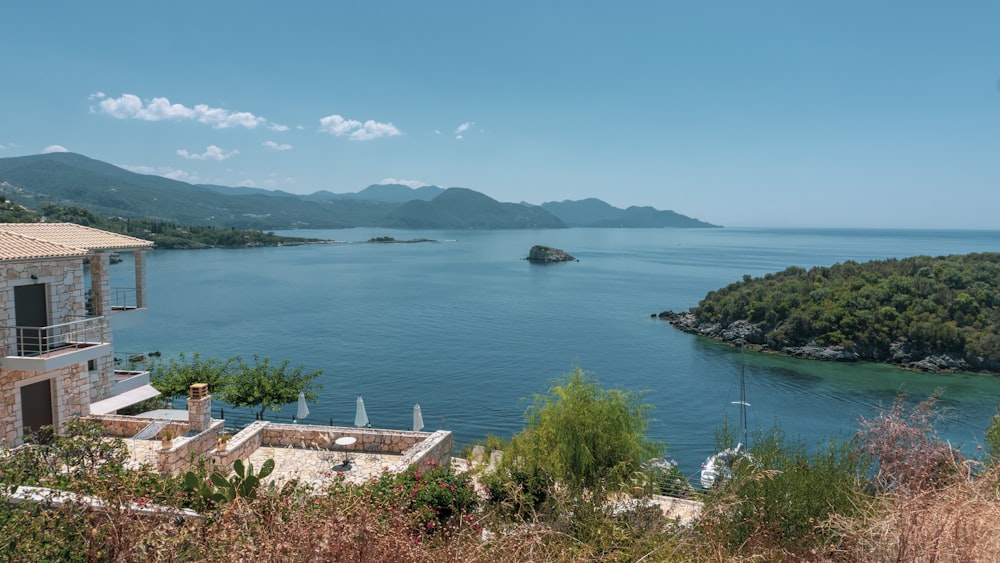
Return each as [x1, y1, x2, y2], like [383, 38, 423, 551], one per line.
[675, 253, 1000, 372]
[0, 201, 325, 249]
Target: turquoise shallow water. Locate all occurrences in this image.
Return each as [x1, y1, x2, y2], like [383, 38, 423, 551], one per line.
[114, 227, 1000, 477]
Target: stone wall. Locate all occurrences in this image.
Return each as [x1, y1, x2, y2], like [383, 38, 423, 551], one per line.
[261, 424, 432, 455]
[81, 416, 453, 477]
[157, 420, 225, 476]
[210, 421, 267, 473]
[87, 253, 115, 401]
[396, 430, 453, 470]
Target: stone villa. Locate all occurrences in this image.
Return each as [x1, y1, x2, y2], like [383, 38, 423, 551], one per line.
[0, 222, 154, 444]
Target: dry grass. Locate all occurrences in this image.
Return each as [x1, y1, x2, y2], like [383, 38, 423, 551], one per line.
[827, 465, 1000, 562]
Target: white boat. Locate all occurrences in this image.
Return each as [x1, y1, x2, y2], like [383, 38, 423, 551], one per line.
[700, 341, 751, 489]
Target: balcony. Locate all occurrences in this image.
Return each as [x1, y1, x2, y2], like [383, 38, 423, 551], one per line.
[109, 287, 147, 330]
[2, 317, 110, 372]
[111, 287, 142, 311]
[90, 368, 160, 415]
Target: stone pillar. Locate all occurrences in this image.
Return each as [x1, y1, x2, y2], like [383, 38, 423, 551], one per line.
[187, 384, 211, 432]
[134, 250, 147, 309]
[89, 252, 111, 316]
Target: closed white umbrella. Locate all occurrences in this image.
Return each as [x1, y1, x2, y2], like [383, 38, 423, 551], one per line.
[413, 403, 424, 431]
[296, 391, 310, 421]
[354, 396, 369, 427]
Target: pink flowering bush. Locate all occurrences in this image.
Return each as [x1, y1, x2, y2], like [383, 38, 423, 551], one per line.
[365, 460, 479, 533]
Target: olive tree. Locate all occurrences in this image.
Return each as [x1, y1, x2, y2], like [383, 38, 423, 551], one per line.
[217, 355, 323, 420]
[150, 352, 236, 400]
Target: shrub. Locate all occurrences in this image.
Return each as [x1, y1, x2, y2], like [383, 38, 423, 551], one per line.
[856, 392, 966, 493]
[366, 460, 479, 533]
[694, 426, 870, 558]
[499, 368, 662, 497]
[985, 405, 1000, 461]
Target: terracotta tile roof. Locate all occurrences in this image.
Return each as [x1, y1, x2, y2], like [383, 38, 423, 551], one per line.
[0, 231, 88, 261]
[0, 223, 154, 252]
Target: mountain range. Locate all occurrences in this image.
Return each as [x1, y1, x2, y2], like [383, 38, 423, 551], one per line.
[0, 152, 720, 230]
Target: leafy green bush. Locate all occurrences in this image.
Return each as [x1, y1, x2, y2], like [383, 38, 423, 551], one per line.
[182, 458, 276, 508]
[696, 426, 870, 557]
[506, 368, 661, 492]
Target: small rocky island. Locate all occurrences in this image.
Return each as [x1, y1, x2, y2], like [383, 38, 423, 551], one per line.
[526, 245, 577, 263]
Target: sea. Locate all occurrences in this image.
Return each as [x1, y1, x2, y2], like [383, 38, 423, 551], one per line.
[113, 227, 1000, 479]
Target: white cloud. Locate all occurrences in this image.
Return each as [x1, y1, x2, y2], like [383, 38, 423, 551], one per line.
[319, 114, 401, 140]
[262, 140, 293, 151]
[239, 179, 256, 187]
[455, 121, 474, 140]
[269, 123, 289, 132]
[43, 145, 68, 153]
[90, 92, 274, 129]
[379, 178, 429, 188]
[176, 145, 239, 161]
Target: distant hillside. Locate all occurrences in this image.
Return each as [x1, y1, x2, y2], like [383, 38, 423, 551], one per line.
[383, 188, 565, 229]
[0, 153, 350, 228]
[333, 184, 445, 203]
[0, 152, 716, 230]
[541, 199, 719, 228]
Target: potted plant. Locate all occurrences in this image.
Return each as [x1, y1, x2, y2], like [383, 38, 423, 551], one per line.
[160, 429, 174, 449]
[217, 433, 231, 451]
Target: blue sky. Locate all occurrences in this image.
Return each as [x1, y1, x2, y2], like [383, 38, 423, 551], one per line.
[2, 2, 999, 229]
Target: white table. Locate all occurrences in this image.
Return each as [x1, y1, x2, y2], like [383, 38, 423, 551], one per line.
[333, 436, 357, 467]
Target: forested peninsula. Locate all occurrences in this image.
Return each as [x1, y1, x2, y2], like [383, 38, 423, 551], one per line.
[0, 201, 328, 249]
[658, 253, 1000, 374]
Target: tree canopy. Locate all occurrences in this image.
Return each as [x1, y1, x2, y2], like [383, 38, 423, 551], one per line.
[0, 203, 324, 248]
[692, 253, 1000, 364]
[150, 353, 236, 401]
[150, 354, 322, 418]
[215, 355, 323, 419]
[502, 368, 662, 492]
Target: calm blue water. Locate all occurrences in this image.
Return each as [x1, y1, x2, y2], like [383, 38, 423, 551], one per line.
[114, 228, 1000, 478]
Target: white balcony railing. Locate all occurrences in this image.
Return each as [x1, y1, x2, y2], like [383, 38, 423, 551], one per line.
[6, 316, 108, 358]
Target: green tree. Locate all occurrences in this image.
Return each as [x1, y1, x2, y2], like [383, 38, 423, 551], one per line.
[217, 355, 323, 420]
[150, 353, 235, 400]
[498, 368, 662, 497]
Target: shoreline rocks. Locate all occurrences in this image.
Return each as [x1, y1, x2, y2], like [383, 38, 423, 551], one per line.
[526, 245, 577, 263]
[654, 310, 1000, 375]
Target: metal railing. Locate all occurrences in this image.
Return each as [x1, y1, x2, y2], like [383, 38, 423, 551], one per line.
[6, 316, 107, 357]
[111, 288, 140, 310]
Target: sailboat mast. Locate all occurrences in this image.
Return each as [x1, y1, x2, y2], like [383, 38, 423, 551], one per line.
[739, 340, 748, 447]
